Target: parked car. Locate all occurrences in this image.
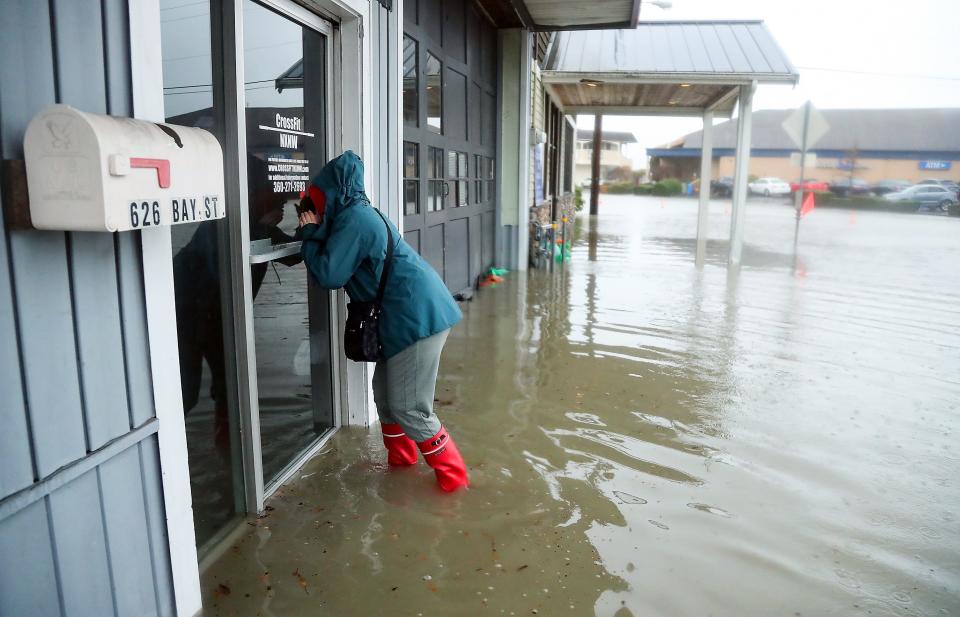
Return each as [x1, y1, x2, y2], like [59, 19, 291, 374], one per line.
[921, 180, 960, 199]
[883, 184, 958, 211]
[870, 179, 912, 196]
[789, 179, 829, 193]
[748, 177, 791, 196]
[828, 177, 871, 197]
[710, 176, 734, 197]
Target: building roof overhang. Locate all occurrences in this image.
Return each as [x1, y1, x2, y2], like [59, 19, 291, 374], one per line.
[541, 21, 799, 116]
[475, 0, 641, 30]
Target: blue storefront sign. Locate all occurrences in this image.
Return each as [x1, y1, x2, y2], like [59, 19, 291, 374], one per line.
[919, 160, 952, 170]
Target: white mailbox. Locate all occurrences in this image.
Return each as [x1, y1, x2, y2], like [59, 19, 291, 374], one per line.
[24, 104, 225, 232]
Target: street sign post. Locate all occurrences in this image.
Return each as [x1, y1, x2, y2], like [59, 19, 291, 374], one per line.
[783, 101, 829, 250]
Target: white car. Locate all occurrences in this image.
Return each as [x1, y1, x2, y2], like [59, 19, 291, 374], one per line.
[748, 177, 791, 196]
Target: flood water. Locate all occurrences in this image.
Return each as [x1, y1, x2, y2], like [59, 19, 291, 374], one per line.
[202, 195, 960, 616]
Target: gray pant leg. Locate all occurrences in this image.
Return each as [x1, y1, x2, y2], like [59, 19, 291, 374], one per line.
[372, 360, 400, 425]
[385, 329, 449, 442]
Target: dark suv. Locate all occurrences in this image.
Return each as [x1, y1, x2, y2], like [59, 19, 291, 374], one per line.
[710, 176, 735, 197]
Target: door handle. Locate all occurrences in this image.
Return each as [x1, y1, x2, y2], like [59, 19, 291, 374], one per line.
[441, 181, 450, 197]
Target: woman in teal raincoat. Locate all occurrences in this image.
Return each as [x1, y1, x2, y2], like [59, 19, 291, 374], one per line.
[297, 151, 468, 492]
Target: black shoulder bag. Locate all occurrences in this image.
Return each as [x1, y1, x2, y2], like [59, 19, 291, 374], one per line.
[344, 209, 394, 362]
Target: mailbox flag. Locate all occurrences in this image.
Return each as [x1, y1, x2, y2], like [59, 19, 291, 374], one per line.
[800, 191, 815, 217]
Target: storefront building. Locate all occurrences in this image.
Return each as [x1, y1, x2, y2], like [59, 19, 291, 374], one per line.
[0, 1, 644, 615]
[649, 108, 960, 184]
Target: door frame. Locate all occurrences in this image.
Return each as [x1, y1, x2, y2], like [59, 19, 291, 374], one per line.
[220, 0, 341, 515]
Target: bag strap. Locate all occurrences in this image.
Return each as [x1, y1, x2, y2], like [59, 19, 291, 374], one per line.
[372, 208, 394, 311]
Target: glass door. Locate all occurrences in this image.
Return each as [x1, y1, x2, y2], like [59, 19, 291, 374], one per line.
[161, 0, 246, 551]
[241, 0, 336, 489]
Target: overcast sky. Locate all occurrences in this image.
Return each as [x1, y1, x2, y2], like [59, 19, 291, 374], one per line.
[578, 0, 960, 168]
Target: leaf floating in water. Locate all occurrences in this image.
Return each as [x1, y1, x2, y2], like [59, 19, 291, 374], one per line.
[292, 568, 309, 594]
[648, 519, 669, 530]
[686, 502, 732, 518]
[613, 491, 647, 505]
[213, 583, 231, 598]
[517, 564, 529, 571]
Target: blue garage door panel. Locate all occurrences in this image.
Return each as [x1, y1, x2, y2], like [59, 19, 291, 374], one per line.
[425, 224, 445, 279]
[404, 229, 420, 253]
[444, 217, 469, 291]
[482, 211, 495, 270]
[469, 214, 482, 286]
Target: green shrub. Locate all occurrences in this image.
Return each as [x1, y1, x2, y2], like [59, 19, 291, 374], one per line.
[604, 181, 636, 194]
[573, 185, 584, 212]
[634, 184, 654, 195]
[651, 178, 683, 196]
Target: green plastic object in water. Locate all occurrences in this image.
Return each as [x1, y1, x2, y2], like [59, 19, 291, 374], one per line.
[489, 267, 508, 277]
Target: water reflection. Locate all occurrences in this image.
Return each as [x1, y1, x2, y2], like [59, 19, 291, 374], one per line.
[202, 195, 960, 616]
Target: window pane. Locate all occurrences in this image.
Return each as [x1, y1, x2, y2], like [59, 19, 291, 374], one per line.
[447, 150, 457, 178]
[428, 181, 445, 212]
[403, 141, 418, 178]
[162, 0, 239, 549]
[428, 146, 442, 178]
[404, 180, 419, 215]
[458, 180, 468, 207]
[403, 36, 418, 126]
[425, 53, 442, 132]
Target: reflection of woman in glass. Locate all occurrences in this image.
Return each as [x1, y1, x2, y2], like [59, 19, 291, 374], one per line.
[298, 151, 468, 492]
[173, 155, 301, 445]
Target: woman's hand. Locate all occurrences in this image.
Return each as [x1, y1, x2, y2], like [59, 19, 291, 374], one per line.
[298, 210, 319, 227]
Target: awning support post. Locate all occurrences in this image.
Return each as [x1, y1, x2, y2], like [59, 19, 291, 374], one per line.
[695, 110, 714, 265]
[590, 114, 602, 216]
[728, 82, 755, 266]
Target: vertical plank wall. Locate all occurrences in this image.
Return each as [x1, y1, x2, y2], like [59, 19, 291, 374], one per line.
[0, 1, 176, 616]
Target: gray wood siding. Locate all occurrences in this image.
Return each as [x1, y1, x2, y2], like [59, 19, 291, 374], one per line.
[0, 1, 175, 616]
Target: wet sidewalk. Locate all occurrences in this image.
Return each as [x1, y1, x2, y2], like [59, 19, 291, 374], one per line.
[201, 196, 960, 616]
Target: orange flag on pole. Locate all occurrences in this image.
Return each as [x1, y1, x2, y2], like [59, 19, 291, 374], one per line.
[800, 191, 816, 217]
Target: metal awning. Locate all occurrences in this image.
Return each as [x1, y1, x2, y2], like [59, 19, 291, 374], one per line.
[550, 22, 800, 266]
[475, 0, 640, 30]
[541, 21, 799, 116]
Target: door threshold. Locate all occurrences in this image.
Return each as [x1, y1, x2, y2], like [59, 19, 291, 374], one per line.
[263, 426, 338, 500]
[197, 515, 252, 574]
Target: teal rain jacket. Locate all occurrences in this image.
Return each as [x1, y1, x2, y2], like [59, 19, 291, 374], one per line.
[300, 151, 462, 359]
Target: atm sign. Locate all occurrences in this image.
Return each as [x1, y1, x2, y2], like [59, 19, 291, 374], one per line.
[919, 160, 952, 170]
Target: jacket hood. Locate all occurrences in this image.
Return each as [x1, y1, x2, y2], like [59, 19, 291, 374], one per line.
[310, 150, 368, 221]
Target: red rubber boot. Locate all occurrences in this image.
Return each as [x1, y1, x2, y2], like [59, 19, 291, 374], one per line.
[417, 427, 469, 492]
[381, 423, 418, 466]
